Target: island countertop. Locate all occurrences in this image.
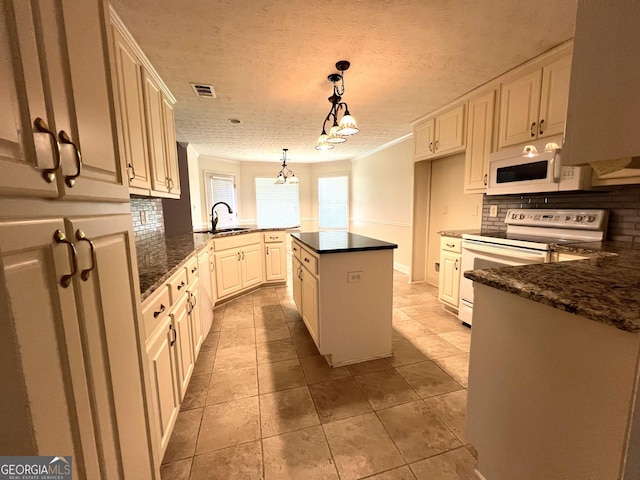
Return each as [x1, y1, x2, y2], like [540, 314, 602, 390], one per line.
[464, 241, 640, 333]
[291, 231, 398, 254]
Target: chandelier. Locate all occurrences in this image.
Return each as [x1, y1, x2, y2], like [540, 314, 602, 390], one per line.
[275, 148, 299, 184]
[315, 60, 360, 150]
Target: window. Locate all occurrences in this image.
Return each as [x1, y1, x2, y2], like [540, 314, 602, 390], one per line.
[205, 173, 236, 229]
[318, 175, 349, 229]
[255, 178, 300, 227]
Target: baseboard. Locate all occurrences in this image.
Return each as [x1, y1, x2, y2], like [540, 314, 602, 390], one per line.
[393, 262, 410, 275]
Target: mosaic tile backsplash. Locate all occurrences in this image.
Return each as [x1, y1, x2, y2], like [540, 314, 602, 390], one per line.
[482, 184, 640, 244]
[130, 196, 165, 242]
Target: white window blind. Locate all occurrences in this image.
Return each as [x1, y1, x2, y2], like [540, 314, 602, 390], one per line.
[318, 175, 349, 229]
[255, 178, 300, 227]
[207, 174, 236, 228]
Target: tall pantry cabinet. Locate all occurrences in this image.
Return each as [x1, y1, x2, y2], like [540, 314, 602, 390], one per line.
[0, 1, 155, 479]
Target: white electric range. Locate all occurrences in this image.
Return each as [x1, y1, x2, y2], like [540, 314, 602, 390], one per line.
[458, 208, 609, 326]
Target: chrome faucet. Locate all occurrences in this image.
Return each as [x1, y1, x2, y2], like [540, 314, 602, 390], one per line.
[211, 201, 233, 232]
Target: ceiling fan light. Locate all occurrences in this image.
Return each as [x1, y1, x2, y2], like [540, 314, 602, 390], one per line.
[315, 133, 334, 150]
[327, 125, 347, 144]
[337, 114, 359, 136]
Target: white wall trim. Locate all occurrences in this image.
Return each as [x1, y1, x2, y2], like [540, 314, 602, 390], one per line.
[393, 262, 410, 275]
[350, 218, 411, 228]
[352, 133, 413, 161]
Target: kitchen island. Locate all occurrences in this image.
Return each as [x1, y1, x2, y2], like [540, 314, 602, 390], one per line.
[291, 231, 398, 367]
[464, 243, 640, 480]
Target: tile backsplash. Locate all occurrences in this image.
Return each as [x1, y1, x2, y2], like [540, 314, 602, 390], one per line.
[482, 184, 640, 244]
[130, 196, 165, 241]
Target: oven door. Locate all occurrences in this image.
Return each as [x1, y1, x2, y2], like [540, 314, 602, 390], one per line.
[458, 239, 550, 325]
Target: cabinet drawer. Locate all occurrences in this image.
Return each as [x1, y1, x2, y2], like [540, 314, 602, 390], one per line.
[300, 247, 318, 275]
[292, 240, 302, 260]
[142, 286, 171, 339]
[263, 231, 284, 243]
[440, 236, 462, 253]
[167, 267, 188, 304]
[213, 232, 260, 251]
[184, 255, 198, 284]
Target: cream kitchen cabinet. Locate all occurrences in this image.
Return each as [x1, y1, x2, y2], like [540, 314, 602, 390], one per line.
[197, 244, 216, 336]
[438, 236, 462, 309]
[170, 291, 194, 400]
[292, 249, 320, 346]
[413, 103, 466, 161]
[110, 7, 179, 198]
[264, 231, 287, 282]
[213, 233, 262, 299]
[464, 90, 496, 193]
[0, 0, 128, 201]
[498, 54, 572, 149]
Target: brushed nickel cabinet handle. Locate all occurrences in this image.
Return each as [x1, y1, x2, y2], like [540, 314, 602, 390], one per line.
[54, 229, 77, 287]
[483, 173, 488, 186]
[35, 118, 61, 183]
[75, 229, 96, 281]
[530, 122, 536, 137]
[59, 131, 82, 187]
[538, 119, 545, 135]
[153, 304, 165, 318]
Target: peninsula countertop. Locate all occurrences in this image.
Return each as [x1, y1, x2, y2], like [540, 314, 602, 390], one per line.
[291, 231, 398, 254]
[464, 241, 640, 333]
[136, 226, 296, 301]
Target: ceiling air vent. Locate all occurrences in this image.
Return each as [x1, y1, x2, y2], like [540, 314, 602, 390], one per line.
[190, 83, 217, 99]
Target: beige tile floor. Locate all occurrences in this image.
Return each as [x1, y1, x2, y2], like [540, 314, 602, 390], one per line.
[160, 271, 476, 480]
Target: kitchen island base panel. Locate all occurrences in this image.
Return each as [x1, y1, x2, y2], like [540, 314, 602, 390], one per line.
[467, 283, 640, 480]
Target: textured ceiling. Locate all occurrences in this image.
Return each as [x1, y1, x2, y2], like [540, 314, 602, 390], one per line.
[111, 0, 577, 163]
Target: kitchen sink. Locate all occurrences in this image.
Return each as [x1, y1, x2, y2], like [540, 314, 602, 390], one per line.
[209, 227, 252, 234]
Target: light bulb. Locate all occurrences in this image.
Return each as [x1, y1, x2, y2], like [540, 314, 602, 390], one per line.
[287, 173, 299, 184]
[327, 125, 347, 144]
[522, 145, 538, 158]
[337, 114, 359, 136]
[315, 133, 334, 150]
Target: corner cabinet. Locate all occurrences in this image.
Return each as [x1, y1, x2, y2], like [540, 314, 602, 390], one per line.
[464, 90, 496, 193]
[414, 103, 466, 161]
[213, 233, 263, 299]
[438, 236, 462, 309]
[498, 54, 572, 149]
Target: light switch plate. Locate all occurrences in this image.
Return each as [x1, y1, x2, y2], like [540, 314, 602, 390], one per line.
[489, 205, 498, 217]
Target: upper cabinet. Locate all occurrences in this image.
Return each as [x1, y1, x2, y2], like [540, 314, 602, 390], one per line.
[413, 103, 466, 161]
[109, 7, 180, 198]
[464, 90, 496, 193]
[498, 54, 572, 149]
[563, 1, 640, 167]
[0, 0, 128, 201]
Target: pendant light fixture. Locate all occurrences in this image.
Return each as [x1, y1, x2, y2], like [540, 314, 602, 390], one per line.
[315, 60, 359, 150]
[275, 148, 299, 184]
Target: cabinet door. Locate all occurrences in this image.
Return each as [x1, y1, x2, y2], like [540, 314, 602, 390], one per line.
[171, 295, 194, 400]
[197, 247, 214, 336]
[162, 97, 180, 197]
[0, 0, 60, 198]
[438, 251, 461, 307]
[292, 256, 302, 312]
[538, 55, 571, 140]
[145, 319, 179, 460]
[0, 218, 98, 479]
[241, 244, 263, 289]
[143, 72, 170, 195]
[111, 26, 151, 192]
[68, 214, 153, 478]
[265, 243, 285, 281]
[215, 249, 242, 298]
[414, 120, 435, 160]
[435, 104, 466, 155]
[498, 69, 542, 148]
[301, 267, 320, 347]
[188, 282, 204, 358]
[53, 0, 128, 201]
[464, 91, 495, 192]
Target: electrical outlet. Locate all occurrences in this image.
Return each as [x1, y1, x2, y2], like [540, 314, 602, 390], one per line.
[489, 205, 498, 217]
[140, 211, 147, 224]
[347, 271, 363, 283]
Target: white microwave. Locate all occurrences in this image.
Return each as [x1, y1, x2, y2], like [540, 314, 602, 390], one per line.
[486, 137, 592, 195]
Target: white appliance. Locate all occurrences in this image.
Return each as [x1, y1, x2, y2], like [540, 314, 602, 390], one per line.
[458, 208, 608, 326]
[486, 136, 592, 195]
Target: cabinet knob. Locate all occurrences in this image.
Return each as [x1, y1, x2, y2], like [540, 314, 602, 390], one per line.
[35, 118, 61, 183]
[59, 130, 82, 187]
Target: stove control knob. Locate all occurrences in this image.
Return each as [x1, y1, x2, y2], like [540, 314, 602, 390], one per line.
[512, 213, 518, 219]
[587, 215, 596, 222]
[565, 215, 571, 221]
[519, 214, 525, 220]
[575, 215, 584, 222]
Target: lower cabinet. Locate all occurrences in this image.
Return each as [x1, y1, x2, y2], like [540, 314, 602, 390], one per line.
[171, 292, 194, 400]
[292, 255, 320, 345]
[264, 231, 287, 282]
[438, 236, 462, 309]
[213, 234, 262, 299]
[187, 281, 203, 359]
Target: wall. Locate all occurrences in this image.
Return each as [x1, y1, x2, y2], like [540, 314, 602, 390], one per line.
[426, 154, 483, 285]
[482, 184, 640, 244]
[162, 144, 193, 235]
[351, 138, 414, 272]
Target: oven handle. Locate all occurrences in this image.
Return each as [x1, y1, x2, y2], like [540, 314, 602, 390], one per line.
[462, 240, 548, 262]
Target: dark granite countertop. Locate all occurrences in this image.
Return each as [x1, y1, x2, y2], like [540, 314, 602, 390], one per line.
[438, 229, 481, 239]
[292, 231, 397, 254]
[464, 241, 640, 333]
[137, 226, 297, 301]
